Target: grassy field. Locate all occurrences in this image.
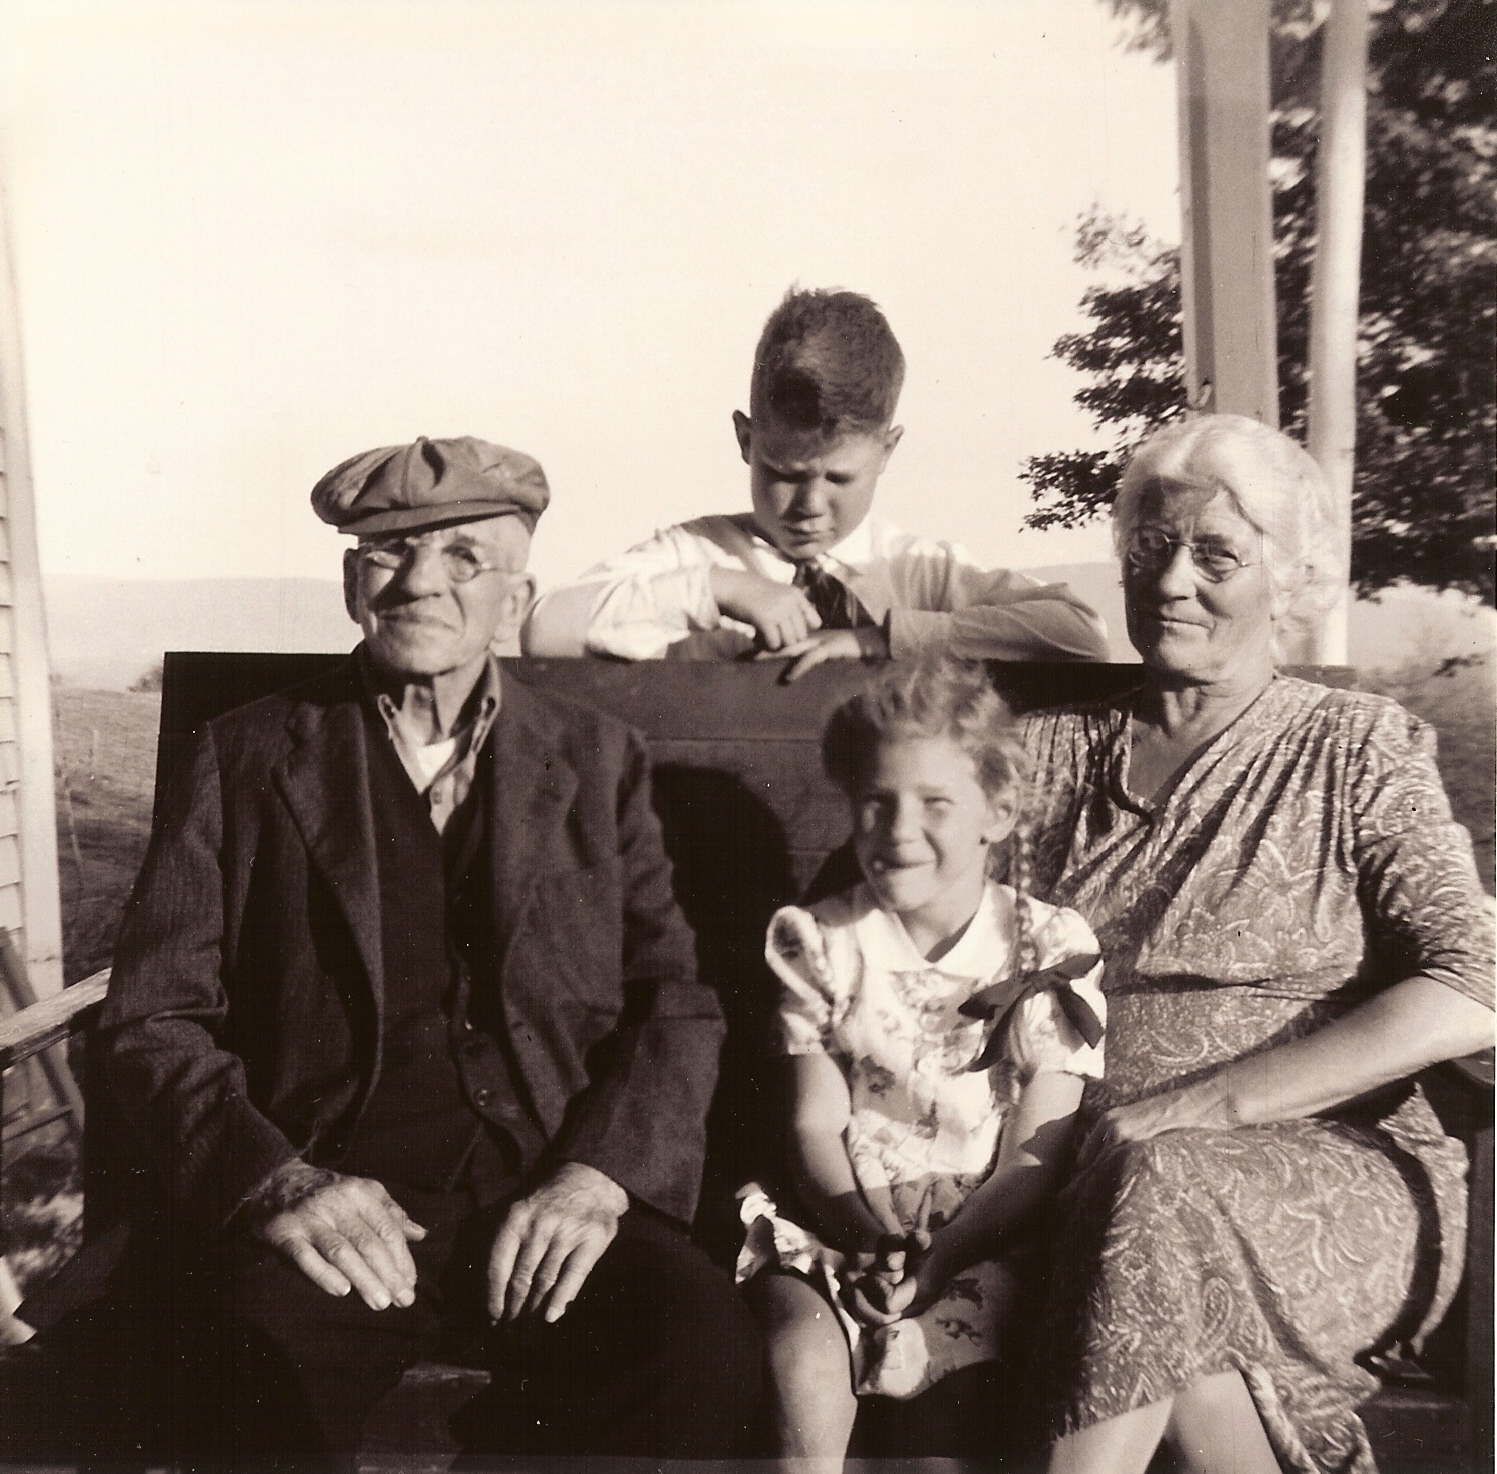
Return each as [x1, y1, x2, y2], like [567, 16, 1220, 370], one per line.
[3, 690, 161, 1290]
[52, 687, 162, 985]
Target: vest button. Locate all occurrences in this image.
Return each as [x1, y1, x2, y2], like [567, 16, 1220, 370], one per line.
[473, 1087, 494, 1107]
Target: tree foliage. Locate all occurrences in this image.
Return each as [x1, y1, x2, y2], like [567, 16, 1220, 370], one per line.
[1022, 0, 1496, 602]
[128, 661, 163, 693]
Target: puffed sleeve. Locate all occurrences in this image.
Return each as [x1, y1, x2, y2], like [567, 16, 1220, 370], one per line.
[1345, 698, 1495, 1009]
[1005, 903, 1107, 1083]
[765, 905, 848, 1055]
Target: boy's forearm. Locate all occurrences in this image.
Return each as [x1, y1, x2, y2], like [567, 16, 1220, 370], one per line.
[542, 569, 717, 660]
[887, 597, 1108, 663]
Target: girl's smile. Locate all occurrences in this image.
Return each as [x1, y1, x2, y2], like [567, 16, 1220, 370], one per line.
[852, 735, 1015, 958]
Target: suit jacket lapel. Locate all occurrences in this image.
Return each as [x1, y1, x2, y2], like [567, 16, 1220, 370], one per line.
[272, 673, 385, 1026]
[488, 673, 578, 971]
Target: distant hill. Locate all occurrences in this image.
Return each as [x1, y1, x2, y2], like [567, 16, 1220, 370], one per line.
[45, 576, 354, 689]
[1027, 562, 1495, 674]
[42, 569, 1495, 689]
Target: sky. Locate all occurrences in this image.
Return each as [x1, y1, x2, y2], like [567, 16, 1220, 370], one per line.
[0, 0, 1180, 594]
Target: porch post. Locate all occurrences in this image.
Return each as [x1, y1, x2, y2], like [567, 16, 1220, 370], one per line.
[0, 178, 64, 999]
[1305, 0, 1368, 664]
[1172, 0, 1279, 427]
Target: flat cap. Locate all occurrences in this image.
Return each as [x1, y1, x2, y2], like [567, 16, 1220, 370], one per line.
[311, 436, 550, 536]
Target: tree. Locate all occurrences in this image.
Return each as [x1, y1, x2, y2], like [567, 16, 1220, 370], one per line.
[128, 661, 163, 693]
[1022, 0, 1496, 603]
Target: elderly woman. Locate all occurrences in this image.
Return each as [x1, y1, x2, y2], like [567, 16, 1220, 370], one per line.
[1021, 414, 1493, 1473]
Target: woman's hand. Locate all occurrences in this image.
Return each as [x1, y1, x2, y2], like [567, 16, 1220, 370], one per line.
[1076, 978, 1493, 1171]
[1074, 1079, 1237, 1172]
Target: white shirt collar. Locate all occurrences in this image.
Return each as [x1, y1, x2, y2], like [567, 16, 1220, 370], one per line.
[746, 514, 880, 575]
[848, 879, 1011, 979]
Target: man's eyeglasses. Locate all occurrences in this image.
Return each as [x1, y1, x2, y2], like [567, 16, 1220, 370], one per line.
[1124, 528, 1257, 584]
[357, 536, 504, 584]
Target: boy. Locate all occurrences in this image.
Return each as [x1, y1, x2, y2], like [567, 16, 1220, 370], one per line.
[524, 288, 1108, 679]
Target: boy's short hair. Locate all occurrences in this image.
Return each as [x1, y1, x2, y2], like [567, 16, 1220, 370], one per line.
[749, 287, 905, 435]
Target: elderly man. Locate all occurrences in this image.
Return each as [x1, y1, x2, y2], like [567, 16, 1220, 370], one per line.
[96, 437, 759, 1467]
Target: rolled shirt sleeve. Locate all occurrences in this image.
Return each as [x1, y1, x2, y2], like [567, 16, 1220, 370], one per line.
[879, 538, 1110, 662]
[524, 525, 725, 660]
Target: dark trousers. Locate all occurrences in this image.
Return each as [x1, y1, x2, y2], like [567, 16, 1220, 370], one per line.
[126, 1183, 759, 1469]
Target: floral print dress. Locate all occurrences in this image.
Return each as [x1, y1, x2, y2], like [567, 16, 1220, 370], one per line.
[737, 879, 1105, 1399]
[1022, 676, 1495, 1472]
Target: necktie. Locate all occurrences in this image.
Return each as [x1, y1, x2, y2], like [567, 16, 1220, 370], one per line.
[793, 559, 874, 631]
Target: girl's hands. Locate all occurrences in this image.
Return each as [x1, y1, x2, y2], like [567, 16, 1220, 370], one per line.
[841, 1230, 943, 1327]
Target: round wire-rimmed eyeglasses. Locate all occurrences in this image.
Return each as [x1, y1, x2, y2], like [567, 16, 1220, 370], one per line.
[1123, 528, 1258, 584]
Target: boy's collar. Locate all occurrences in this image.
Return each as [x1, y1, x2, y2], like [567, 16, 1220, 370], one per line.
[749, 513, 878, 572]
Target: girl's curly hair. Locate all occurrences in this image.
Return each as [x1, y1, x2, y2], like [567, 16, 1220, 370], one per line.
[822, 658, 1027, 801]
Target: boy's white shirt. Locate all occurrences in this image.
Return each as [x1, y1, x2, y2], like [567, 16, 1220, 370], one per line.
[524, 512, 1110, 663]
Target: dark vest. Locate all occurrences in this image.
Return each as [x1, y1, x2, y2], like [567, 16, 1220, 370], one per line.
[338, 710, 542, 1199]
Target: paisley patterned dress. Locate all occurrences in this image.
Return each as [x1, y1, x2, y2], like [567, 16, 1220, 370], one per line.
[1022, 676, 1494, 1472]
[737, 880, 1105, 1400]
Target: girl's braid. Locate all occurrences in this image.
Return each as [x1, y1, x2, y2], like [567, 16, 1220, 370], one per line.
[1006, 821, 1040, 978]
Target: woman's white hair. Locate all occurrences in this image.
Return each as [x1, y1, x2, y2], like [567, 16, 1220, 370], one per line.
[1112, 414, 1347, 649]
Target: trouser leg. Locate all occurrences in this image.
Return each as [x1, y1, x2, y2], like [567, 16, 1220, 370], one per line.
[221, 1239, 424, 1465]
[167, 1189, 471, 1471]
[474, 1205, 762, 1457]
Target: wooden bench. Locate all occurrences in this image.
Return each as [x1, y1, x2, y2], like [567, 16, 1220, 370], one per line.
[1, 654, 1491, 1469]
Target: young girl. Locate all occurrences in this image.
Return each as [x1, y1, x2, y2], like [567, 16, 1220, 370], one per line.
[738, 659, 1106, 1464]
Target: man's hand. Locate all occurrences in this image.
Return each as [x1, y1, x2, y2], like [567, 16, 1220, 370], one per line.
[762, 625, 889, 682]
[487, 1162, 628, 1325]
[240, 1159, 427, 1311]
[709, 567, 821, 651]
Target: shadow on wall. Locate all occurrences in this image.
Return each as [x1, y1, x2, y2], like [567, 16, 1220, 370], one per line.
[649, 763, 796, 1263]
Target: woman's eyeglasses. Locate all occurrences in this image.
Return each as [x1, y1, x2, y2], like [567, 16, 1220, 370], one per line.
[357, 536, 503, 584]
[1124, 528, 1257, 584]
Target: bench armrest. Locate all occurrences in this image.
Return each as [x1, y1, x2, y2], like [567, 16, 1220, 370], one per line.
[0, 970, 110, 1072]
[1447, 1049, 1495, 1092]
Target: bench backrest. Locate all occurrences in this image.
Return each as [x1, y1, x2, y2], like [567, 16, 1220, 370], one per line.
[155, 654, 1180, 885]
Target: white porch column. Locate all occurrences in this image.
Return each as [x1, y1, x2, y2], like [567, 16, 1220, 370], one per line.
[0, 179, 63, 998]
[1172, 0, 1279, 427]
[1305, 0, 1369, 664]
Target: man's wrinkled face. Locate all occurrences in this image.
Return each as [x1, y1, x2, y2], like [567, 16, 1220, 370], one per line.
[734, 410, 902, 562]
[343, 516, 534, 680]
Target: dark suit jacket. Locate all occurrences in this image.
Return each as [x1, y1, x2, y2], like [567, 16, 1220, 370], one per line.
[98, 657, 722, 1232]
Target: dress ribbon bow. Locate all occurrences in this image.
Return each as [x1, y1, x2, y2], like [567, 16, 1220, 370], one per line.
[957, 953, 1103, 1072]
